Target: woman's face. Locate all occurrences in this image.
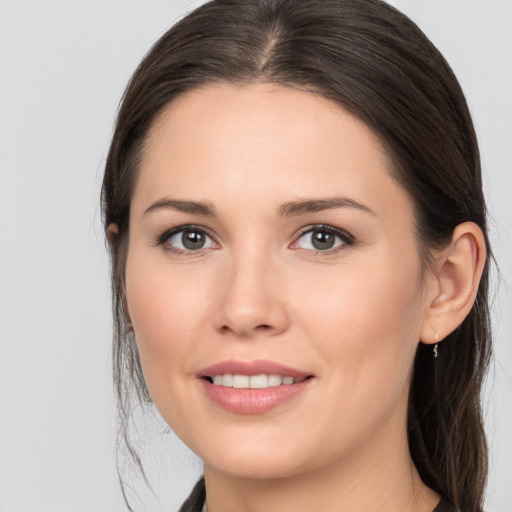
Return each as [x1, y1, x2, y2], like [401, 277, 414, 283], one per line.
[125, 83, 436, 479]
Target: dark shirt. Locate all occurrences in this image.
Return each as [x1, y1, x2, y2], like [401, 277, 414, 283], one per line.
[178, 477, 456, 512]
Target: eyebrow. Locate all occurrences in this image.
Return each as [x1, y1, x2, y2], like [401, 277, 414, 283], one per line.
[277, 196, 376, 217]
[144, 199, 217, 217]
[144, 196, 375, 218]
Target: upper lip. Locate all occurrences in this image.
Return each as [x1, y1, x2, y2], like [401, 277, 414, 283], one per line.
[198, 359, 313, 379]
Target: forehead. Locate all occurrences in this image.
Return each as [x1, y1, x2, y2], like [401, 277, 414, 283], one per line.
[143, 82, 386, 166]
[134, 82, 411, 222]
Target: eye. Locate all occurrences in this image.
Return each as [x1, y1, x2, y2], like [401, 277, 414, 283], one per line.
[293, 225, 354, 253]
[158, 226, 217, 253]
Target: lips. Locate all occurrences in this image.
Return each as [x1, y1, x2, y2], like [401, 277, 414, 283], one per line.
[198, 359, 314, 414]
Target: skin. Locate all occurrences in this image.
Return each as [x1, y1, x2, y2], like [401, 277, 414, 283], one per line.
[120, 83, 485, 512]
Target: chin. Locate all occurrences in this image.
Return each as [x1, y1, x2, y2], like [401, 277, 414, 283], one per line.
[205, 454, 307, 481]
[194, 430, 319, 481]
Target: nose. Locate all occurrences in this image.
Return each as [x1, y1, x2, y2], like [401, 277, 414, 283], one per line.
[214, 250, 289, 338]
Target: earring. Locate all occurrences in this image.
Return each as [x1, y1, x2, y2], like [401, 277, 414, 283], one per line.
[433, 332, 440, 359]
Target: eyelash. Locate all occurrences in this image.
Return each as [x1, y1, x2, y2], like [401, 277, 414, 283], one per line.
[155, 223, 356, 257]
[155, 224, 215, 258]
[294, 224, 356, 256]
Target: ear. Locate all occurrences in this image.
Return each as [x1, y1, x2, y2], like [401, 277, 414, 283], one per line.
[106, 223, 119, 248]
[420, 222, 486, 344]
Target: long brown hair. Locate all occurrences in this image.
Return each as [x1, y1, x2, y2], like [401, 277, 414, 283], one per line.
[102, 1, 492, 510]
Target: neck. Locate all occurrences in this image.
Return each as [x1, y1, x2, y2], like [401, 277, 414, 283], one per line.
[203, 408, 439, 512]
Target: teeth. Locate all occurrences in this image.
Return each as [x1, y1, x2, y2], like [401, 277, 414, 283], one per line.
[211, 374, 304, 389]
[268, 374, 282, 387]
[232, 375, 249, 388]
[222, 374, 234, 387]
[249, 374, 268, 388]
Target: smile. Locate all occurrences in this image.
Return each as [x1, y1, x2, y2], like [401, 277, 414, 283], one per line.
[198, 360, 314, 414]
[209, 374, 308, 388]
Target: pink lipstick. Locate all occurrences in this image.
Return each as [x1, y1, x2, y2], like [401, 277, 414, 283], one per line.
[198, 359, 314, 414]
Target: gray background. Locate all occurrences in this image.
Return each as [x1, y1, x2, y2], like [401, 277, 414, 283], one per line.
[0, 1, 510, 511]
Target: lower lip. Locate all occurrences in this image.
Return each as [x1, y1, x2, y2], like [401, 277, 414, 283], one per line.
[200, 379, 312, 414]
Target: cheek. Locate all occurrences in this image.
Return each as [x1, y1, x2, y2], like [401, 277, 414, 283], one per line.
[294, 253, 424, 385]
[285, 257, 424, 454]
[124, 249, 210, 385]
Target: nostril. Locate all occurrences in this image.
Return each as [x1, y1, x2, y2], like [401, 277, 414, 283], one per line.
[220, 323, 272, 333]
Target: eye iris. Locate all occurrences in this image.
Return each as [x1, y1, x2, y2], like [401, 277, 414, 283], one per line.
[312, 231, 335, 250]
[182, 230, 205, 250]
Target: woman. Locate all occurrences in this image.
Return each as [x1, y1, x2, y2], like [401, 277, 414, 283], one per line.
[102, 0, 491, 511]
